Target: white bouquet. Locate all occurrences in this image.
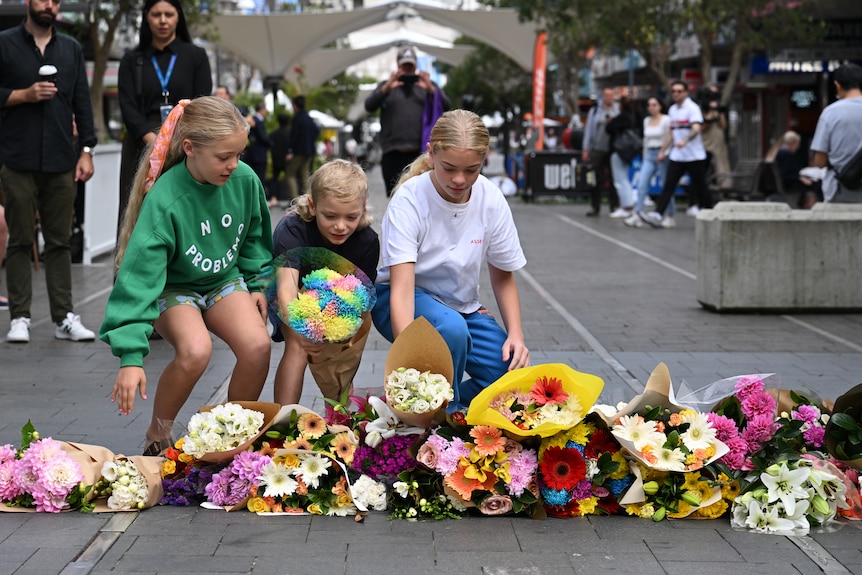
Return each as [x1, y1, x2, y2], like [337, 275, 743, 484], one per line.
[730, 458, 849, 535]
[385, 367, 453, 414]
[182, 403, 265, 459]
[98, 459, 149, 511]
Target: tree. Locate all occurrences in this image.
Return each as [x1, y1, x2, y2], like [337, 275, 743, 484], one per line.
[497, 0, 824, 107]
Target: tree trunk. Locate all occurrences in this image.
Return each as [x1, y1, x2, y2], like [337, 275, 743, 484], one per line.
[721, 38, 746, 108]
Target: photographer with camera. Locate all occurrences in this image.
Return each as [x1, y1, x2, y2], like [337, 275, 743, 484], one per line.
[364, 45, 450, 197]
[697, 85, 731, 206]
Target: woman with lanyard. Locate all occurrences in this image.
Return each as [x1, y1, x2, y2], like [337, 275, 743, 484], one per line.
[117, 0, 212, 232]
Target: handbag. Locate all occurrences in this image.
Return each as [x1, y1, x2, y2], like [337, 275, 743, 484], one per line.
[835, 145, 862, 191]
[613, 128, 643, 163]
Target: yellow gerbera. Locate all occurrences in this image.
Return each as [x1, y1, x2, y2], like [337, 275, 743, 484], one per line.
[721, 480, 741, 501]
[331, 432, 357, 465]
[694, 498, 728, 519]
[682, 471, 702, 492]
[667, 501, 693, 518]
[297, 413, 327, 439]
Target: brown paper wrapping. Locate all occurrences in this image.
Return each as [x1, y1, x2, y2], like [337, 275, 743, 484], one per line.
[194, 401, 283, 463]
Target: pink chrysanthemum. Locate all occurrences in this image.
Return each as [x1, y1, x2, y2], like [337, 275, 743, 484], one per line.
[792, 404, 821, 425]
[436, 437, 470, 476]
[506, 449, 538, 497]
[0, 460, 23, 501]
[706, 413, 739, 442]
[733, 376, 764, 400]
[740, 391, 776, 419]
[0, 444, 15, 464]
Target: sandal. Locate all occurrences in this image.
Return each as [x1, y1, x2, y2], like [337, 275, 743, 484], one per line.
[143, 437, 173, 457]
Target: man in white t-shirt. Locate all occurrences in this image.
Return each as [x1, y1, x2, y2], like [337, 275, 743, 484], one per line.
[640, 81, 713, 228]
[811, 63, 862, 203]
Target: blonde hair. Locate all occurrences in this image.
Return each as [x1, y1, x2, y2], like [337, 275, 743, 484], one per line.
[395, 109, 490, 188]
[292, 159, 373, 229]
[115, 96, 249, 271]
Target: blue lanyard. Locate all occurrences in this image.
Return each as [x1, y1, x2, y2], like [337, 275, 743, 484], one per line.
[151, 54, 177, 103]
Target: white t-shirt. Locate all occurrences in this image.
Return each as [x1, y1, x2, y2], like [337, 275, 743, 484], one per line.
[377, 172, 527, 314]
[668, 98, 706, 162]
[642, 115, 670, 152]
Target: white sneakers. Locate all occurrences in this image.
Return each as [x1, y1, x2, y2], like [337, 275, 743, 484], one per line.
[609, 207, 633, 219]
[660, 216, 676, 229]
[6, 317, 31, 343]
[623, 214, 643, 228]
[7, 313, 95, 343]
[686, 205, 700, 217]
[55, 313, 96, 341]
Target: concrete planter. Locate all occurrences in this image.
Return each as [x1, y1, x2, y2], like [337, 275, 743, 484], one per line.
[696, 202, 862, 312]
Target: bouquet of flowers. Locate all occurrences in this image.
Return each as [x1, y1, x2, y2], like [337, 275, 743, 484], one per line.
[246, 449, 357, 516]
[624, 463, 735, 521]
[286, 267, 373, 344]
[466, 364, 604, 439]
[612, 406, 729, 472]
[257, 406, 358, 467]
[537, 414, 635, 517]
[730, 457, 849, 534]
[93, 459, 150, 511]
[382, 317, 455, 427]
[266, 248, 376, 345]
[183, 402, 276, 462]
[416, 424, 539, 516]
[350, 474, 388, 512]
[385, 368, 453, 417]
[389, 468, 465, 520]
[0, 422, 92, 513]
[159, 447, 218, 507]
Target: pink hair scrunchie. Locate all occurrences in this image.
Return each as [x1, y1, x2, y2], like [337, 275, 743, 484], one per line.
[145, 99, 191, 192]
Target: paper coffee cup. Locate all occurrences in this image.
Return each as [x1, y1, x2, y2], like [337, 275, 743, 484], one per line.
[38, 65, 58, 84]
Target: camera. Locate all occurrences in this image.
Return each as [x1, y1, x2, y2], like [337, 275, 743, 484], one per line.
[399, 74, 419, 85]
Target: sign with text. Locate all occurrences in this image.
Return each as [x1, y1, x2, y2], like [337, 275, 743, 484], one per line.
[527, 152, 594, 198]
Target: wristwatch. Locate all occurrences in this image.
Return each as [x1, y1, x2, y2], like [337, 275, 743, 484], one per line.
[82, 146, 94, 156]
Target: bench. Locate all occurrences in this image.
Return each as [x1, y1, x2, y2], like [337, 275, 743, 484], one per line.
[709, 159, 789, 204]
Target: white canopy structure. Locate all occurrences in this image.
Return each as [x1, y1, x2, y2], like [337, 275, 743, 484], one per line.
[207, 1, 544, 86]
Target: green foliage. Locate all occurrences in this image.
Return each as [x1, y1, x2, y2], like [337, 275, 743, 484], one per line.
[829, 412, 862, 460]
[388, 469, 464, 520]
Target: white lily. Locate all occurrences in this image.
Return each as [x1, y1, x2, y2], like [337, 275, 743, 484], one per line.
[761, 462, 810, 517]
[364, 397, 426, 447]
[744, 499, 796, 533]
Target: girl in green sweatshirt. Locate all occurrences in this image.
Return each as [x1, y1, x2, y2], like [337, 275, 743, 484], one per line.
[100, 96, 273, 455]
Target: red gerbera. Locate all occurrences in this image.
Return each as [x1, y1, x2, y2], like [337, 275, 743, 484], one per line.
[539, 446, 586, 490]
[584, 428, 619, 459]
[530, 376, 569, 406]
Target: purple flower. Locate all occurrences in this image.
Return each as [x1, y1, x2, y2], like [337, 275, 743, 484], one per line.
[229, 451, 270, 483]
[572, 480, 593, 501]
[803, 426, 825, 448]
[506, 449, 538, 497]
[350, 434, 418, 480]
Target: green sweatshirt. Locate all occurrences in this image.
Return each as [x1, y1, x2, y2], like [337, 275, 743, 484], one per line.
[100, 161, 273, 367]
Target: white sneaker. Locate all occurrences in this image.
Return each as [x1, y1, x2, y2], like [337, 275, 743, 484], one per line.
[660, 216, 676, 229]
[609, 207, 633, 219]
[623, 213, 643, 228]
[7, 317, 31, 343]
[686, 205, 700, 217]
[644, 197, 656, 209]
[55, 313, 95, 341]
[638, 211, 663, 229]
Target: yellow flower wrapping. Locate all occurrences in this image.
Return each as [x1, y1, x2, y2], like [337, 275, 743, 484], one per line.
[466, 364, 604, 438]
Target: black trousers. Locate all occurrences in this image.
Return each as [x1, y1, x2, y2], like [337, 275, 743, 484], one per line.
[381, 150, 421, 197]
[588, 150, 619, 214]
[656, 159, 712, 215]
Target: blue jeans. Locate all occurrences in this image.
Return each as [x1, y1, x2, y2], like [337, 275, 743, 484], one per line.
[372, 284, 512, 411]
[636, 149, 674, 215]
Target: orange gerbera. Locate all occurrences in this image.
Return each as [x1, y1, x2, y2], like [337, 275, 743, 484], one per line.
[297, 413, 327, 439]
[444, 464, 484, 500]
[530, 375, 569, 406]
[331, 432, 356, 465]
[469, 426, 507, 456]
[288, 438, 314, 451]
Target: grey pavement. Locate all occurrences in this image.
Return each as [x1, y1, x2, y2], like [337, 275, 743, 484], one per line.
[1, 164, 861, 575]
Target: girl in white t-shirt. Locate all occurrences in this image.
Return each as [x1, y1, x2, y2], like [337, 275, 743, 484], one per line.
[372, 109, 531, 411]
[625, 97, 674, 228]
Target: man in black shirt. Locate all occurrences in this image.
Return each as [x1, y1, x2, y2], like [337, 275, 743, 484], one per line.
[0, 0, 97, 343]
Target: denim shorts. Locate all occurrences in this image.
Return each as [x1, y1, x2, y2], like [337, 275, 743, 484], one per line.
[157, 277, 248, 314]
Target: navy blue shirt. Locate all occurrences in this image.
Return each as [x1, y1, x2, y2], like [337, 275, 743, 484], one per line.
[0, 23, 96, 173]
